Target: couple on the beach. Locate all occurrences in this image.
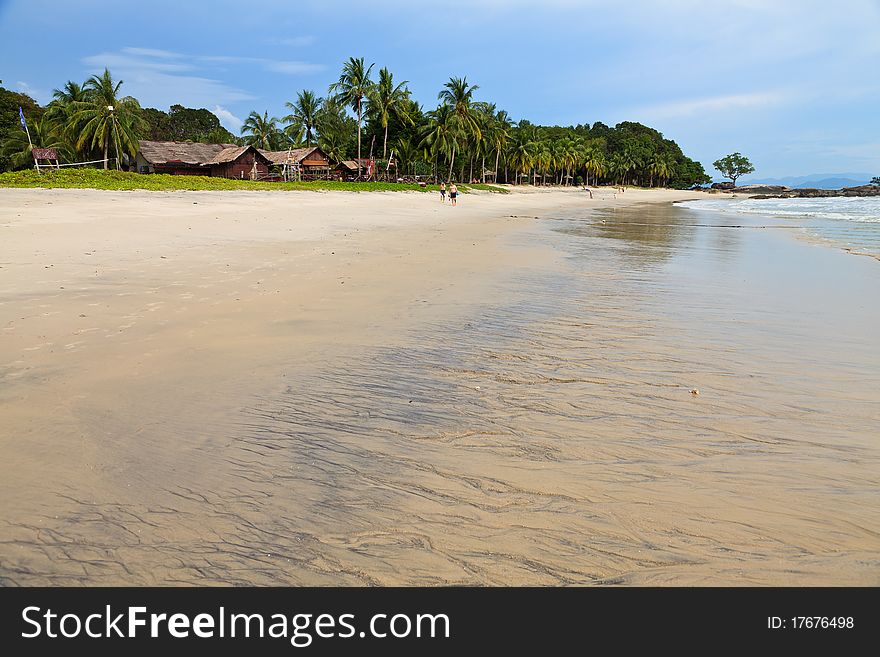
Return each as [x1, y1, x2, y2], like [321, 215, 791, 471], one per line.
[439, 181, 458, 206]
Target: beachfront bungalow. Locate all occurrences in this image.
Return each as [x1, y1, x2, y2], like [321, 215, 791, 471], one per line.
[135, 140, 271, 179]
[259, 146, 332, 180]
[335, 159, 360, 178]
[334, 157, 394, 180]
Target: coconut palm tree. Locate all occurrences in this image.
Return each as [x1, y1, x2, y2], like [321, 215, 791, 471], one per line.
[329, 57, 375, 178]
[507, 126, 536, 185]
[660, 153, 676, 187]
[241, 110, 282, 150]
[283, 90, 323, 147]
[583, 146, 605, 185]
[68, 69, 144, 169]
[489, 109, 512, 183]
[437, 76, 481, 181]
[392, 137, 419, 177]
[368, 67, 411, 161]
[420, 103, 458, 181]
[319, 130, 348, 164]
[46, 81, 89, 125]
[42, 81, 88, 160]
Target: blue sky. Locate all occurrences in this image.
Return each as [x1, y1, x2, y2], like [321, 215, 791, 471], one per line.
[1, 0, 878, 179]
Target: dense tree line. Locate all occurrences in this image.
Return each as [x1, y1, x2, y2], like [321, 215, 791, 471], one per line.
[1, 62, 711, 188]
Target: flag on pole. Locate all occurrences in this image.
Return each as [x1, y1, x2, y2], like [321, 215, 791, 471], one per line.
[19, 106, 28, 131]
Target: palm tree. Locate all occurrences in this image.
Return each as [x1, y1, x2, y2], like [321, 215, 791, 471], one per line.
[368, 67, 411, 161]
[583, 146, 605, 186]
[660, 153, 676, 187]
[42, 81, 87, 160]
[68, 69, 144, 169]
[283, 90, 323, 147]
[329, 57, 375, 178]
[393, 137, 419, 176]
[437, 76, 480, 181]
[241, 110, 281, 150]
[420, 104, 458, 181]
[489, 109, 511, 183]
[319, 130, 348, 163]
[507, 127, 536, 185]
[46, 80, 89, 126]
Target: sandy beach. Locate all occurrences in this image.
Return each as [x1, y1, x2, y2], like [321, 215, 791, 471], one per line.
[1, 186, 878, 585]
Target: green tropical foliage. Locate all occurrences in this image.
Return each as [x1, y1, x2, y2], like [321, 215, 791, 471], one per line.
[241, 110, 284, 150]
[142, 104, 238, 144]
[67, 69, 146, 169]
[283, 90, 323, 147]
[0, 168, 507, 193]
[0, 62, 711, 188]
[367, 67, 411, 159]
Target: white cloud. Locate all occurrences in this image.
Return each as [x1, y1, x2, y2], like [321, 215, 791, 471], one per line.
[83, 51, 195, 73]
[122, 47, 181, 59]
[211, 105, 243, 131]
[197, 55, 323, 75]
[16, 81, 49, 104]
[82, 48, 256, 109]
[631, 91, 792, 122]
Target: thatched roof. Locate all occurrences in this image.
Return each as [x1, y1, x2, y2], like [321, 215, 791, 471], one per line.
[208, 146, 250, 164]
[259, 146, 326, 166]
[336, 160, 359, 171]
[137, 140, 238, 165]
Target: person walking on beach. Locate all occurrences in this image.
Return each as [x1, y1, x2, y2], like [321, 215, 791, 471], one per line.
[449, 183, 458, 206]
[440, 181, 446, 203]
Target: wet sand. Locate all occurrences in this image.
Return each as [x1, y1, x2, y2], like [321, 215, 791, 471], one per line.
[1, 187, 877, 585]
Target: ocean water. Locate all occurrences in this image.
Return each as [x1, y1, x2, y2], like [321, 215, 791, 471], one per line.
[677, 196, 880, 259]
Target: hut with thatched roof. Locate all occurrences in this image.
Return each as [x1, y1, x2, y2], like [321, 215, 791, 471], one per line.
[259, 146, 331, 180]
[135, 140, 271, 179]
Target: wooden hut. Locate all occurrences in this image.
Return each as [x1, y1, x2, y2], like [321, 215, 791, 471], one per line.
[135, 141, 270, 179]
[206, 145, 270, 179]
[334, 158, 381, 180]
[260, 146, 332, 180]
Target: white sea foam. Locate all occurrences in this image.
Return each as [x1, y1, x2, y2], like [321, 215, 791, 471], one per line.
[677, 196, 880, 223]
[677, 196, 880, 257]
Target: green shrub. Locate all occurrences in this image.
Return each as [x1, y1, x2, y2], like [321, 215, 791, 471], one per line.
[0, 169, 509, 193]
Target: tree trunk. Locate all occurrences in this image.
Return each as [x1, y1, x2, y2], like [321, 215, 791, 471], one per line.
[103, 141, 108, 170]
[357, 100, 362, 179]
[383, 123, 388, 161]
[494, 150, 500, 185]
[447, 143, 456, 182]
[481, 156, 485, 183]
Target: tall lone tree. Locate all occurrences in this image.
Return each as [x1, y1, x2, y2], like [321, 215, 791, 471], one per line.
[713, 152, 755, 187]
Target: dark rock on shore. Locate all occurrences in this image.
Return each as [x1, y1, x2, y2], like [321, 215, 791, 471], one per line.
[750, 185, 880, 200]
[731, 184, 791, 194]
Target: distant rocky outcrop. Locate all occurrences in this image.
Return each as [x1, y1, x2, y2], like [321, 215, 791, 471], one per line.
[750, 185, 880, 199]
[730, 184, 791, 194]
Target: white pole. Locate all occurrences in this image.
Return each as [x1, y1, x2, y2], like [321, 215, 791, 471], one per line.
[22, 115, 38, 172]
